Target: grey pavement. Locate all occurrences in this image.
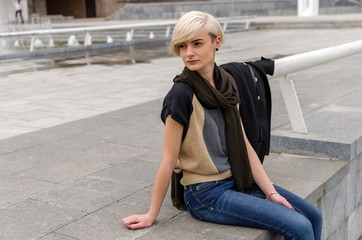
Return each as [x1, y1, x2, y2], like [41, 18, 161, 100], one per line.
[1, 23, 362, 139]
[0, 14, 362, 239]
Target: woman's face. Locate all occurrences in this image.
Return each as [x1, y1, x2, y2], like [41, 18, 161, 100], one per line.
[178, 30, 220, 75]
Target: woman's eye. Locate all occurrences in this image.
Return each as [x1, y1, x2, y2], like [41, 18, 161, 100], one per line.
[194, 42, 201, 46]
[178, 44, 186, 49]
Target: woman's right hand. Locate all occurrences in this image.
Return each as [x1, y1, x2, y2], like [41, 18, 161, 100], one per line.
[123, 116, 182, 231]
[122, 213, 155, 230]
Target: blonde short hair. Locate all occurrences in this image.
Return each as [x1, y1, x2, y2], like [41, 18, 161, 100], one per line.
[170, 11, 224, 56]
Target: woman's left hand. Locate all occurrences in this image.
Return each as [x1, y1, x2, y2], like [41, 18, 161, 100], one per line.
[269, 194, 295, 210]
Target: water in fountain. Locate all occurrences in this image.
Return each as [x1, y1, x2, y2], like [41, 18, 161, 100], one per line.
[0, 0, 54, 55]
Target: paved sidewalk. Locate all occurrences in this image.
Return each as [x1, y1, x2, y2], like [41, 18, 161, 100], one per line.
[1, 20, 362, 139]
[0, 96, 350, 240]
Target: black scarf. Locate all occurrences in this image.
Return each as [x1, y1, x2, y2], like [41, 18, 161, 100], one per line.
[171, 64, 256, 210]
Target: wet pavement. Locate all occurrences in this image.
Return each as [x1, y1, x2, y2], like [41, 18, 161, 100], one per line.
[1, 25, 362, 139]
[0, 41, 172, 77]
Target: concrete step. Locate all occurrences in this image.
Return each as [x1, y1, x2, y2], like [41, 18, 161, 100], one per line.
[251, 18, 362, 29]
[271, 89, 362, 161]
[270, 74, 362, 239]
[0, 98, 350, 240]
[134, 152, 348, 240]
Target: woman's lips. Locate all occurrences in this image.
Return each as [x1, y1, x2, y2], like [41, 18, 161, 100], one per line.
[187, 60, 198, 64]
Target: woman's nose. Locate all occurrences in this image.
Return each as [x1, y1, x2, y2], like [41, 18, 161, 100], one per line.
[185, 46, 193, 56]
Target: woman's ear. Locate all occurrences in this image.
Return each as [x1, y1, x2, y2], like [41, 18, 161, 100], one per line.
[214, 36, 221, 49]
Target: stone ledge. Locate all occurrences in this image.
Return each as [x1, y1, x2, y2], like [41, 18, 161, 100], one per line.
[268, 88, 362, 239]
[0, 99, 355, 239]
[271, 90, 362, 161]
[133, 153, 347, 240]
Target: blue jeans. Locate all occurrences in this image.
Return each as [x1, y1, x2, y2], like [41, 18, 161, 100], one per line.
[184, 177, 322, 240]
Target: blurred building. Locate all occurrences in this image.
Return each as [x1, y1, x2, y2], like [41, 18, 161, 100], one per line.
[16, 0, 362, 21]
[28, 0, 203, 19]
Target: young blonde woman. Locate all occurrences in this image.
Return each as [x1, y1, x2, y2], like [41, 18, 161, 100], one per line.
[123, 11, 322, 240]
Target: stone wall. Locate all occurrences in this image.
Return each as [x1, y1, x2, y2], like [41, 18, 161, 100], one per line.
[320, 0, 362, 14]
[262, 150, 360, 240]
[111, 0, 362, 20]
[112, 0, 297, 20]
[117, 0, 204, 2]
[271, 74, 362, 239]
[27, 0, 123, 18]
[33, 0, 47, 17]
[6, 0, 362, 20]
[318, 154, 361, 239]
[95, 0, 119, 18]
[269, 142, 361, 239]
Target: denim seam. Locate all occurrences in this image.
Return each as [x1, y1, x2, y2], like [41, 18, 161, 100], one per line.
[194, 181, 218, 195]
[213, 208, 293, 239]
[184, 188, 192, 195]
[191, 190, 210, 209]
[186, 201, 203, 221]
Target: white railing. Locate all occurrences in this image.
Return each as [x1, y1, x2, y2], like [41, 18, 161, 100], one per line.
[0, 19, 252, 53]
[0, 21, 177, 37]
[0, 21, 177, 52]
[273, 40, 362, 134]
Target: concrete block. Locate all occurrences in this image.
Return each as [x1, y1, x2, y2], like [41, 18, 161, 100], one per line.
[272, 90, 362, 161]
[136, 211, 275, 240]
[316, 198, 325, 239]
[0, 199, 85, 240]
[24, 122, 96, 143]
[348, 203, 362, 240]
[268, 174, 324, 204]
[356, 154, 362, 207]
[271, 134, 353, 160]
[356, 137, 362, 159]
[0, 145, 72, 168]
[38, 233, 77, 240]
[321, 176, 347, 237]
[0, 159, 29, 178]
[34, 174, 146, 214]
[0, 175, 58, 209]
[89, 159, 160, 188]
[120, 186, 181, 216]
[72, 104, 164, 152]
[263, 152, 280, 166]
[326, 218, 348, 240]
[66, 142, 162, 165]
[324, 160, 349, 193]
[265, 154, 346, 183]
[55, 200, 175, 240]
[44, 133, 108, 152]
[97, 122, 164, 150]
[345, 157, 360, 218]
[0, 134, 48, 153]
[18, 156, 110, 184]
[0, 150, 9, 156]
[264, 154, 347, 202]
